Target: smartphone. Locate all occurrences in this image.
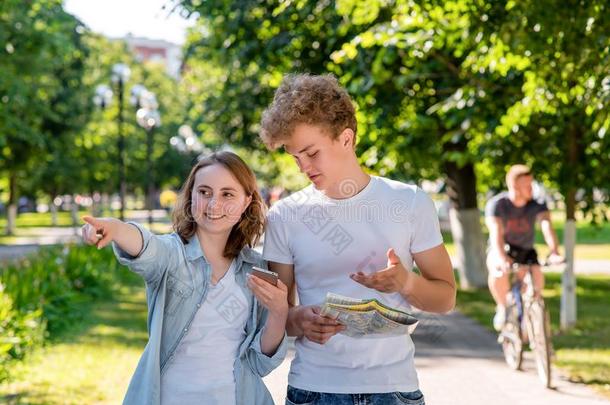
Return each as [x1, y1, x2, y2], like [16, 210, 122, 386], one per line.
[251, 266, 279, 286]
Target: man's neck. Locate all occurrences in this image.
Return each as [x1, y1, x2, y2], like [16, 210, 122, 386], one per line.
[508, 191, 527, 207]
[324, 167, 371, 200]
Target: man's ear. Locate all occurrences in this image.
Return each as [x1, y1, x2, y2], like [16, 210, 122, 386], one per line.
[341, 128, 355, 148]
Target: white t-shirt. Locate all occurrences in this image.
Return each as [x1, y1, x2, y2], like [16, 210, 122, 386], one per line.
[263, 176, 443, 393]
[161, 260, 250, 405]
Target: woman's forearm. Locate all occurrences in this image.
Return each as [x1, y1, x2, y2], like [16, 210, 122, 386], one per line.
[260, 311, 288, 356]
[110, 220, 144, 257]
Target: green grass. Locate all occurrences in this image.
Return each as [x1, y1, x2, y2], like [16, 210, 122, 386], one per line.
[0, 283, 147, 404]
[457, 273, 610, 398]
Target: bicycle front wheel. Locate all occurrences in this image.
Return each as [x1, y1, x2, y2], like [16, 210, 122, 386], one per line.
[501, 304, 523, 370]
[526, 298, 553, 388]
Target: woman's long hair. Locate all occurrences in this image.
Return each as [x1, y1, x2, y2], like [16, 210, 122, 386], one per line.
[172, 151, 266, 258]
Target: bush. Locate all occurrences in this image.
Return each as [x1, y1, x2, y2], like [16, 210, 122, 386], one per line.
[0, 288, 44, 381]
[0, 244, 135, 382]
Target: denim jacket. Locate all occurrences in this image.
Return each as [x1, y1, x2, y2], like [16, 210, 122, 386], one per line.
[112, 223, 287, 405]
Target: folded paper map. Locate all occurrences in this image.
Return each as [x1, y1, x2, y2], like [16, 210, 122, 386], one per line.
[320, 293, 418, 338]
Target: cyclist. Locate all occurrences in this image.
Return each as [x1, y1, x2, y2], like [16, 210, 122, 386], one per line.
[485, 164, 564, 331]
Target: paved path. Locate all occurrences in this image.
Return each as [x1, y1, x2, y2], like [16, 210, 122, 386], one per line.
[0, 244, 40, 261]
[263, 312, 609, 404]
[548, 259, 610, 275]
[0, 211, 171, 262]
[0, 227, 80, 263]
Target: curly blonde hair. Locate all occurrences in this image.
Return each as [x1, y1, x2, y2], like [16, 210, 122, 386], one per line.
[260, 73, 357, 149]
[172, 151, 265, 258]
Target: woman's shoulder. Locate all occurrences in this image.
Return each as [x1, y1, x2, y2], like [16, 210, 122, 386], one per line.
[239, 246, 265, 267]
[152, 231, 189, 258]
[159, 231, 186, 245]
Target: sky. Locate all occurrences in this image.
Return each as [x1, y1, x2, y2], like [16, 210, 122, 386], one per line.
[63, 0, 197, 44]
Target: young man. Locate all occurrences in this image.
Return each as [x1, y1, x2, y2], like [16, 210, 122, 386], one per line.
[260, 73, 455, 404]
[485, 164, 563, 331]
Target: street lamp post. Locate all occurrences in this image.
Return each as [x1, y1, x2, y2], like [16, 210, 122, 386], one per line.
[171, 125, 206, 155]
[111, 63, 131, 221]
[134, 89, 160, 226]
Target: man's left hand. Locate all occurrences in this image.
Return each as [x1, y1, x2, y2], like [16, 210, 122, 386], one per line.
[350, 248, 410, 294]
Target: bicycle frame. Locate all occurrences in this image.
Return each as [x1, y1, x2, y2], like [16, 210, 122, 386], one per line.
[499, 262, 553, 388]
[510, 263, 536, 331]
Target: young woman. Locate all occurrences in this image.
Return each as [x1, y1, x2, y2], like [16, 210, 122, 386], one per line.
[81, 151, 288, 405]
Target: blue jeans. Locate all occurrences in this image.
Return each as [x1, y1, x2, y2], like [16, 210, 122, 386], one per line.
[286, 386, 425, 405]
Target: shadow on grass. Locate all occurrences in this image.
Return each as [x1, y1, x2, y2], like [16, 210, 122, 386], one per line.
[0, 383, 100, 405]
[48, 282, 148, 349]
[0, 393, 25, 405]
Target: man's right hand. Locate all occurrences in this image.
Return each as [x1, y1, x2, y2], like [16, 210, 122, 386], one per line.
[493, 253, 513, 276]
[294, 305, 345, 345]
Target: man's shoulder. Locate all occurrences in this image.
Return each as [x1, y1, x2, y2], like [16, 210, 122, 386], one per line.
[488, 191, 509, 205]
[485, 191, 509, 216]
[374, 176, 419, 197]
[529, 196, 549, 211]
[267, 185, 317, 218]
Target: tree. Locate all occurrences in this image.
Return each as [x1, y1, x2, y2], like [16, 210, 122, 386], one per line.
[481, 0, 610, 327]
[175, 0, 608, 290]
[0, 0, 91, 234]
[177, 0, 531, 287]
[328, 0, 539, 287]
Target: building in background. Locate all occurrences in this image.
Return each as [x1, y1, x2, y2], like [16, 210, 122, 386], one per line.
[122, 34, 182, 78]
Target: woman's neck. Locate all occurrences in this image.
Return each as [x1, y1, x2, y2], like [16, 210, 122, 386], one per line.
[196, 228, 231, 262]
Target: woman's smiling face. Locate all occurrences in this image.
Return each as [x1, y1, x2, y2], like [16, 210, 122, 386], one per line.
[190, 163, 252, 235]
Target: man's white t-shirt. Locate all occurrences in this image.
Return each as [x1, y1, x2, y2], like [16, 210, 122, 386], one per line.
[160, 260, 250, 404]
[263, 176, 443, 393]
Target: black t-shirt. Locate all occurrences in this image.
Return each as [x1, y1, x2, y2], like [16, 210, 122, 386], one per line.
[485, 192, 548, 249]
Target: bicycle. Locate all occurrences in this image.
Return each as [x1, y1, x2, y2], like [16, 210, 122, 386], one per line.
[498, 260, 554, 388]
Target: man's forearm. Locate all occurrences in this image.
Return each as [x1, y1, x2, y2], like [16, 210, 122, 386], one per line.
[401, 273, 456, 313]
[492, 232, 507, 256]
[541, 222, 560, 254]
[286, 305, 304, 337]
[486, 217, 507, 258]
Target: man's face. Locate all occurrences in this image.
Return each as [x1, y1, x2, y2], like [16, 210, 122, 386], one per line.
[510, 174, 534, 201]
[283, 123, 352, 191]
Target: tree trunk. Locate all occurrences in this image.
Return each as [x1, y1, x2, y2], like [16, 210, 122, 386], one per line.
[102, 193, 109, 216]
[562, 217, 577, 330]
[444, 160, 488, 288]
[6, 171, 18, 236]
[71, 194, 79, 231]
[50, 195, 58, 226]
[146, 127, 154, 227]
[561, 126, 580, 330]
[91, 191, 102, 217]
